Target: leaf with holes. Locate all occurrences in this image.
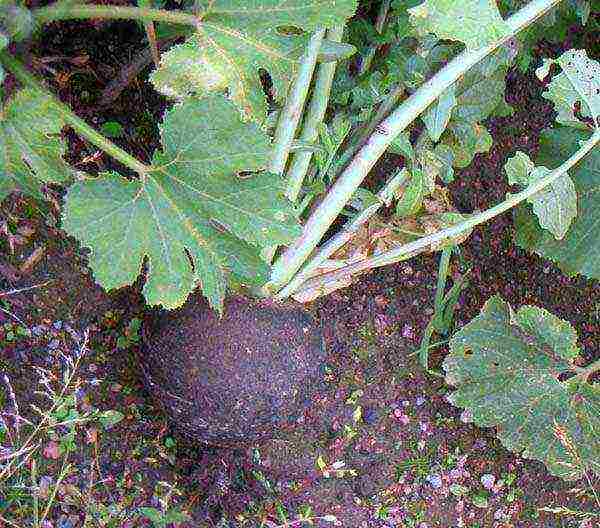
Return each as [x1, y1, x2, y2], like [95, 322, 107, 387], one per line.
[0, 89, 72, 202]
[536, 49, 600, 130]
[515, 127, 600, 278]
[150, 0, 358, 120]
[408, 0, 510, 51]
[62, 96, 300, 312]
[446, 295, 600, 480]
[505, 151, 577, 240]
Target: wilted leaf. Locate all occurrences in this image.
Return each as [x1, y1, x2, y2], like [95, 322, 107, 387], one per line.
[0, 89, 71, 201]
[505, 151, 577, 240]
[63, 96, 299, 312]
[150, 0, 358, 120]
[446, 296, 599, 480]
[515, 127, 600, 278]
[408, 0, 510, 51]
[536, 49, 600, 129]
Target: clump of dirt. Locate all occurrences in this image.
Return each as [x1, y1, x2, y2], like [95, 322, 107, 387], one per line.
[141, 295, 327, 445]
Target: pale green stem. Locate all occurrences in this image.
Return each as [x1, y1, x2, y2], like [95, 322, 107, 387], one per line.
[286, 129, 600, 299]
[0, 51, 150, 176]
[33, 3, 198, 27]
[285, 25, 345, 202]
[270, 29, 326, 178]
[575, 358, 600, 381]
[358, 0, 392, 76]
[275, 168, 407, 299]
[268, 0, 564, 294]
[332, 82, 405, 179]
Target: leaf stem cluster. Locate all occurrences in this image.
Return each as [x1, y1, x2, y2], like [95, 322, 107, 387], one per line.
[267, 0, 564, 295]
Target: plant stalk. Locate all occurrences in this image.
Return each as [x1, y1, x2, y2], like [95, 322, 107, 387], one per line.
[33, 4, 198, 27]
[285, 25, 345, 202]
[0, 51, 151, 176]
[268, 0, 564, 294]
[358, 0, 392, 76]
[270, 29, 326, 178]
[287, 129, 600, 299]
[276, 168, 407, 299]
[575, 358, 600, 381]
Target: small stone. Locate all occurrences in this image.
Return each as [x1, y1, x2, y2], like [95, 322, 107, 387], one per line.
[426, 473, 442, 489]
[481, 473, 496, 489]
[53, 321, 63, 330]
[362, 407, 378, 425]
[460, 409, 473, 423]
[415, 396, 426, 406]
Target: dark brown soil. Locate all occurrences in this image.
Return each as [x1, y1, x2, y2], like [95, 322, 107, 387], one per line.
[0, 8, 598, 528]
[142, 295, 326, 445]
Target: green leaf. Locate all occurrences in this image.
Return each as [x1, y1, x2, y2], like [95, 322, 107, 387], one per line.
[408, 0, 510, 51]
[62, 96, 299, 312]
[150, 0, 357, 120]
[505, 151, 577, 240]
[453, 45, 514, 124]
[423, 84, 456, 142]
[100, 121, 124, 138]
[504, 150, 535, 187]
[396, 168, 426, 217]
[443, 120, 493, 168]
[98, 410, 124, 429]
[515, 127, 600, 278]
[0, 1, 33, 42]
[0, 89, 71, 202]
[536, 49, 600, 129]
[445, 296, 599, 480]
[388, 131, 414, 159]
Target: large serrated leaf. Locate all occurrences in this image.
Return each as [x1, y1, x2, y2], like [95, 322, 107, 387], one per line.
[0, 89, 71, 202]
[445, 296, 599, 480]
[505, 151, 577, 240]
[408, 0, 510, 51]
[150, 0, 357, 120]
[536, 49, 600, 129]
[515, 127, 600, 278]
[62, 96, 300, 312]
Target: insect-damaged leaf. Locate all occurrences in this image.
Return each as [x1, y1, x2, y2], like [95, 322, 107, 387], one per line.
[515, 127, 600, 279]
[150, 0, 358, 120]
[536, 49, 600, 130]
[446, 296, 599, 480]
[504, 151, 577, 240]
[62, 96, 301, 312]
[0, 89, 72, 202]
[408, 0, 510, 51]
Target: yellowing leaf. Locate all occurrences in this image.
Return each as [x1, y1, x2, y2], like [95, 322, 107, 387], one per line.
[150, 0, 358, 120]
[408, 0, 510, 51]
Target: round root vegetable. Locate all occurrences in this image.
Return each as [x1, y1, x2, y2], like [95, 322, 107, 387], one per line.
[141, 295, 326, 445]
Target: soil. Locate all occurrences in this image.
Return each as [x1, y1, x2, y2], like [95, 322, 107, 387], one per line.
[0, 8, 598, 528]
